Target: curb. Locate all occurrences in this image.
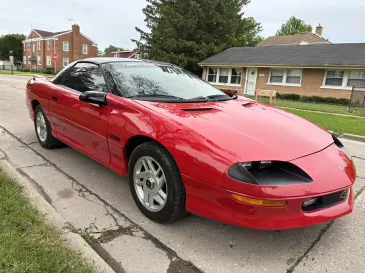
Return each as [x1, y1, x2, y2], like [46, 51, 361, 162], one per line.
[339, 133, 365, 143]
[0, 159, 115, 273]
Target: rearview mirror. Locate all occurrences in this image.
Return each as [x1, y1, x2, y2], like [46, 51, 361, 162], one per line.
[79, 91, 107, 105]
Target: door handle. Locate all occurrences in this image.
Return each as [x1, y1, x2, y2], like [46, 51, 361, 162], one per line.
[51, 96, 58, 101]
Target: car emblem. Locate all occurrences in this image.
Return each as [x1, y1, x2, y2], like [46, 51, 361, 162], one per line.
[339, 190, 347, 199]
[337, 164, 344, 172]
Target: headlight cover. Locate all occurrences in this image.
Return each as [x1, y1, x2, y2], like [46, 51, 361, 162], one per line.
[228, 161, 312, 186]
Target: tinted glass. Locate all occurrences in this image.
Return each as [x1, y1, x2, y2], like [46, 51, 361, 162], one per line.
[103, 62, 227, 100]
[62, 63, 106, 93]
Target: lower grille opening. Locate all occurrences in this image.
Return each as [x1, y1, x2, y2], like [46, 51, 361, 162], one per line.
[302, 189, 349, 212]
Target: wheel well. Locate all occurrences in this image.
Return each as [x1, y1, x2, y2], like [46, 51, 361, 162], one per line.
[31, 100, 40, 112]
[125, 135, 157, 160]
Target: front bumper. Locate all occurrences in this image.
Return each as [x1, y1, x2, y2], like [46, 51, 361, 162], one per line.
[184, 174, 354, 230]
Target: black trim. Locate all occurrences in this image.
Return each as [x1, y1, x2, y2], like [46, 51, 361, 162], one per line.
[302, 189, 348, 212]
[110, 134, 120, 141]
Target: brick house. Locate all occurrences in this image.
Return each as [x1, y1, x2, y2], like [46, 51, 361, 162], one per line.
[22, 24, 97, 72]
[106, 49, 139, 58]
[199, 27, 365, 99]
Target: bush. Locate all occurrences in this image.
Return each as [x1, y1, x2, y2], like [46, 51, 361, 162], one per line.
[43, 66, 54, 74]
[277, 93, 301, 100]
[276, 93, 350, 106]
[22, 68, 30, 72]
[300, 95, 349, 105]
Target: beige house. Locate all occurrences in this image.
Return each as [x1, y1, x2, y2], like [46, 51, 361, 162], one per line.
[199, 43, 365, 99]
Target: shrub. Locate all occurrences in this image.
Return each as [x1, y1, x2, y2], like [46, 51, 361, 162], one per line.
[299, 95, 349, 105]
[276, 93, 350, 105]
[276, 93, 301, 100]
[43, 66, 54, 74]
[22, 68, 30, 72]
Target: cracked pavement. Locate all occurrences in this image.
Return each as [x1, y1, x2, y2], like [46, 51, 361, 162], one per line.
[1, 74, 365, 273]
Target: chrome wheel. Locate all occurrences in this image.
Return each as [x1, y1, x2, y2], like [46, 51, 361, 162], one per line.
[133, 156, 167, 212]
[36, 111, 47, 142]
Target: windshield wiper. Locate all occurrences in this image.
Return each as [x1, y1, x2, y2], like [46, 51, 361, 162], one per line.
[188, 94, 237, 102]
[127, 94, 184, 100]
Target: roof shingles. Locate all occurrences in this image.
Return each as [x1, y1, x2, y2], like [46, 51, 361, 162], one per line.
[258, 32, 330, 46]
[199, 43, 365, 67]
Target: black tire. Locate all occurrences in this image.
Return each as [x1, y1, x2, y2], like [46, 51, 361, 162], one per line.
[34, 105, 62, 149]
[128, 141, 186, 223]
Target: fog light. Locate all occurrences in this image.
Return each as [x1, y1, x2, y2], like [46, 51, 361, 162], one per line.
[231, 194, 287, 207]
[303, 198, 317, 207]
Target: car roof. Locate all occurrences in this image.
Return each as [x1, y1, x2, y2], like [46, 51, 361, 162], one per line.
[80, 57, 144, 64]
[78, 58, 176, 67]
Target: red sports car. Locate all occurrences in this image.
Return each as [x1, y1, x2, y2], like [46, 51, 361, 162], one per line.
[26, 58, 356, 230]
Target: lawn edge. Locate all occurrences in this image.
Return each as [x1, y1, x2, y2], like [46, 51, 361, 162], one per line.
[0, 159, 115, 273]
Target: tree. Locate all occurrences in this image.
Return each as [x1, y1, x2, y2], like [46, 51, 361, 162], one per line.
[103, 45, 125, 56]
[0, 34, 26, 65]
[133, 0, 262, 74]
[276, 16, 312, 36]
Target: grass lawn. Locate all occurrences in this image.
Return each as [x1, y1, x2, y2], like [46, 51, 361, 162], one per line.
[252, 96, 365, 117]
[286, 109, 365, 136]
[0, 170, 93, 273]
[0, 70, 52, 77]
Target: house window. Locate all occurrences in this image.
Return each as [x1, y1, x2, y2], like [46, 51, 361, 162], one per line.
[63, 57, 69, 67]
[63, 41, 69, 51]
[37, 56, 41, 65]
[47, 40, 50, 50]
[27, 42, 30, 50]
[46, 56, 51, 66]
[347, 71, 365, 87]
[270, 69, 285, 83]
[268, 69, 302, 86]
[23, 56, 27, 64]
[231, 68, 243, 85]
[219, 68, 229, 84]
[28, 57, 31, 64]
[82, 44, 88, 54]
[206, 67, 242, 86]
[207, 68, 218, 83]
[37, 41, 41, 50]
[32, 43, 35, 53]
[324, 70, 344, 86]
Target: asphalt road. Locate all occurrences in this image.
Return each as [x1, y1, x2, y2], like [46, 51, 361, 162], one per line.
[1, 74, 365, 273]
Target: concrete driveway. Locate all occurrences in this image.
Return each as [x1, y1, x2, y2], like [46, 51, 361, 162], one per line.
[0, 74, 364, 273]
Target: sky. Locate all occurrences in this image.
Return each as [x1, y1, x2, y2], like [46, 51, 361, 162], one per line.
[1, 0, 364, 51]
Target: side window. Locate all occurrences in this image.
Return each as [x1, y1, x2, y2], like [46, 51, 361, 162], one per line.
[61, 63, 107, 93]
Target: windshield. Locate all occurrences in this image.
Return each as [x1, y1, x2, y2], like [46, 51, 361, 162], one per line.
[102, 62, 230, 101]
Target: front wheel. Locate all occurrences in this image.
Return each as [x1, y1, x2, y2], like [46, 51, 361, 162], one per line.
[34, 105, 62, 149]
[128, 141, 186, 223]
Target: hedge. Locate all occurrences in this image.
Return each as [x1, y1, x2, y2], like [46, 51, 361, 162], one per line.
[277, 93, 350, 106]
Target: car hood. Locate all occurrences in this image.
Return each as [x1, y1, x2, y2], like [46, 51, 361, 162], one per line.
[136, 97, 334, 162]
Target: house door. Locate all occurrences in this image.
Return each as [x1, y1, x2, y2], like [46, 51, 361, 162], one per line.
[245, 68, 257, 95]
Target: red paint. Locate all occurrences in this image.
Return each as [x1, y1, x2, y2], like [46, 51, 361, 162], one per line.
[26, 79, 356, 230]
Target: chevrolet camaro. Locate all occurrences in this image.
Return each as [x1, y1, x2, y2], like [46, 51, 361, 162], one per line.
[25, 58, 356, 230]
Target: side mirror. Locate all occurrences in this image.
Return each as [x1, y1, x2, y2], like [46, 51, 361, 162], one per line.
[79, 91, 107, 105]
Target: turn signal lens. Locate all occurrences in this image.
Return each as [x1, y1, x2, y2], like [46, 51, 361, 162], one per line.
[231, 194, 287, 207]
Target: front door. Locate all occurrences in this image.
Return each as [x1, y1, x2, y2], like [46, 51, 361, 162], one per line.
[245, 68, 257, 95]
[49, 62, 111, 166]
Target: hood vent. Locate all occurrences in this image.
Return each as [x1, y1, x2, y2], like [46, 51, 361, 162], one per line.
[242, 101, 254, 107]
[181, 107, 213, 112]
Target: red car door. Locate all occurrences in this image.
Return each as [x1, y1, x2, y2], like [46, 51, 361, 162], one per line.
[49, 62, 110, 166]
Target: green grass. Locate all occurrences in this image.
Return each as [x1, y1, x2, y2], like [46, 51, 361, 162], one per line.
[286, 109, 365, 136]
[253, 97, 365, 117]
[0, 70, 52, 77]
[0, 170, 94, 273]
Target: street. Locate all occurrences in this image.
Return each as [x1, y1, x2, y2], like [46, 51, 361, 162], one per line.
[0, 74, 365, 273]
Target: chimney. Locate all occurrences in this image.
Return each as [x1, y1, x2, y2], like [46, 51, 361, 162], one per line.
[315, 24, 323, 37]
[72, 24, 81, 61]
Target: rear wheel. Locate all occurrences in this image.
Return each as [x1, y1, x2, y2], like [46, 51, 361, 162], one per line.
[128, 141, 186, 223]
[34, 105, 62, 149]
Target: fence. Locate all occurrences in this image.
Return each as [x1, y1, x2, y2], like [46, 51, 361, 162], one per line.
[348, 86, 365, 112]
